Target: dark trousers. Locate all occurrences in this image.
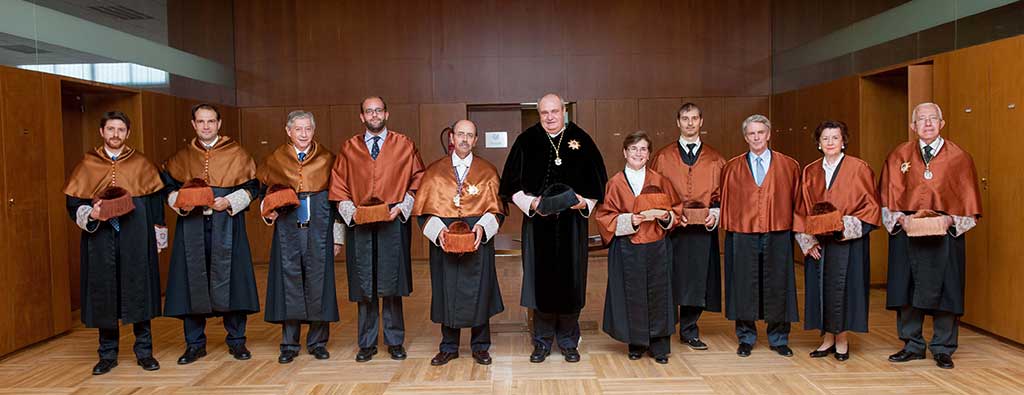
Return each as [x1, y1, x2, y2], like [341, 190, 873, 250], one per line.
[183, 312, 248, 348]
[679, 306, 704, 340]
[281, 320, 330, 353]
[98, 320, 152, 360]
[735, 320, 790, 347]
[532, 310, 580, 350]
[357, 296, 405, 349]
[628, 336, 671, 357]
[440, 324, 491, 353]
[897, 305, 959, 355]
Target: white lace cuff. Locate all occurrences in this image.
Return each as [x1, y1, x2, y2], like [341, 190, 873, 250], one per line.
[615, 213, 638, 236]
[155, 225, 168, 249]
[76, 205, 99, 233]
[579, 198, 597, 218]
[224, 189, 252, 216]
[477, 212, 500, 242]
[707, 208, 721, 231]
[338, 200, 356, 225]
[795, 232, 818, 255]
[949, 215, 976, 237]
[397, 193, 415, 223]
[423, 216, 446, 246]
[167, 190, 191, 216]
[333, 221, 345, 245]
[841, 215, 863, 240]
[512, 190, 536, 217]
[882, 207, 904, 235]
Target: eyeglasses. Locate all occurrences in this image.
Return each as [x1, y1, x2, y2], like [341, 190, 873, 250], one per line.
[453, 132, 475, 139]
[363, 108, 386, 115]
[915, 115, 940, 124]
[626, 146, 649, 153]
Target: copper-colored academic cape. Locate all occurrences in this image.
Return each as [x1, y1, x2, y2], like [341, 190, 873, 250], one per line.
[64, 146, 164, 198]
[793, 155, 881, 233]
[720, 151, 801, 233]
[650, 142, 726, 208]
[878, 140, 982, 217]
[596, 169, 681, 245]
[163, 136, 256, 187]
[329, 131, 425, 204]
[411, 155, 506, 219]
[257, 141, 335, 193]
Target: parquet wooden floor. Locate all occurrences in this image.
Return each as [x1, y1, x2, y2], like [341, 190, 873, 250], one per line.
[2, 256, 1023, 394]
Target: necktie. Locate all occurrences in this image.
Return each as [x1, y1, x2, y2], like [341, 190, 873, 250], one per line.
[298, 152, 307, 162]
[923, 145, 933, 163]
[686, 143, 697, 162]
[109, 154, 120, 231]
[754, 157, 766, 186]
[371, 136, 381, 160]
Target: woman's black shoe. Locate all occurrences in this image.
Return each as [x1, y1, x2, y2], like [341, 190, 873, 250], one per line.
[809, 345, 835, 358]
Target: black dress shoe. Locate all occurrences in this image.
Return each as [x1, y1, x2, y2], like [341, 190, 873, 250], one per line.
[736, 343, 752, 357]
[472, 350, 492, 365]
[310, 346, 330, 360]
[177, 346, 207, 365]
[228, 344, 252, 360]
[809, 345, 835, 358]
[682, 337, 708, 350]
[136, 356, 160, 371]
[388, 345, 407, 360]
[770, 345, 794, 357]
[530, 346, 550, 363]
[561, 347, 581, 363]
[92, 359, 118, 375]
[355, 347, 377, 362]
[628, 350, 643, 360]
[934, 353, 954, 369]
[834, 351, 850, 361]
[653, 354, 669, 364]
[888, 349, 925, 363]
[431, 351, 459, 366]
[278, 350, 298, 364]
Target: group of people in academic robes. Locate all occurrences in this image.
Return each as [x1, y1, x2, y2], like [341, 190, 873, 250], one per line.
[64, 96, 980, 376]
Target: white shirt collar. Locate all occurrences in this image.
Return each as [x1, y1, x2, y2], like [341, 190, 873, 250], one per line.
[546, 125, 566, 139]
[918, 136, 944, 154]
[679, 136, 701, 154]
[103, 147, 124, 159]
[201, 136, 220, 149]
[364, 128, 388, 143]
[451, 152, 474, 168]
[822, 153, 844, 170]
[293, 144, 310, 156]
[748, 149, 771, 162]
[624, 166, 646, 196]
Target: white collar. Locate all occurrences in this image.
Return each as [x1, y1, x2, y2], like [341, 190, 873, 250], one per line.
[749, 149, 771, 161]
[201, 136, 220, 149]
[103, 147, 124, 159]
[364, 128, 388, 142]
[545, 126, 566, 139]
[293, 144, 311, 156]
[624, 165, 645, 177]
[451, 152, 474, 168]
[919, 136, 944, 152]
[822, 153, 844, 170]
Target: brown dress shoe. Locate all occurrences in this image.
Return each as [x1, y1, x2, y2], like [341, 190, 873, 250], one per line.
[472, 350, 492, 365]
[430, 351, 459, 366]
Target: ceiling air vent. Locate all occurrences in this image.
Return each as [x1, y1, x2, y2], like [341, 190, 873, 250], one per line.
[0, 45, 50, 54]
[88, 5, 154, 20]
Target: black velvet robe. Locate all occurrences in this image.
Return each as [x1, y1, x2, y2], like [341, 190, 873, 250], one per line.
[163, 175, 261, 317]
[345, 216, 413, 302]
[67, 194, 164, 329]
[886, 230, 967, 315]
[499, 122, 607, 314]
[421, 215, 505, 328]
[724, 231, 800, 323]
[264, 190, 339, 323]
[803, 225, 874, 334]
[602, 233, 676, 346]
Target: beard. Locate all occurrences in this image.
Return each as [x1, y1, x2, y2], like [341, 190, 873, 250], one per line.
[365, 118, 385, 133]
[105, 138, 124, 150]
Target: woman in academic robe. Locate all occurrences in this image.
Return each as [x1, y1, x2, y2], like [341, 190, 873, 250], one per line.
[595, 131, 681, 364]
[793, 120, 881, 361]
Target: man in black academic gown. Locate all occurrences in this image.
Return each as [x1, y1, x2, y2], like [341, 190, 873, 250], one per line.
[499, 93, 607, 363]
[257, 110, 343, 364]
[64, 111, 165, 375]
[413, 120, 506, 366]
[163, 104, 261, 365]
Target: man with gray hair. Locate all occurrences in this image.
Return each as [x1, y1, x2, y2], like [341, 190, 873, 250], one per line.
[257, 110, 343, 364]
[719, 114, 801, 358]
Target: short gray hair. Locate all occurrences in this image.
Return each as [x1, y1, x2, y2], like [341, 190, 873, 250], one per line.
[741, 114, 770, 135]
[286, 110, 316, 129]
[911, 102, 943, 122]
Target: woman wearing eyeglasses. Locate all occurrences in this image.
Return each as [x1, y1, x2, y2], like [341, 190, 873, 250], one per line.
[793, 120, 881, 361]
[595, 131, 680, 364]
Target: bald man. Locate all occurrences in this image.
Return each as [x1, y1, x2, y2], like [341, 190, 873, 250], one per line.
[413, 120, 506, 366]
[499, 94, 607, 363]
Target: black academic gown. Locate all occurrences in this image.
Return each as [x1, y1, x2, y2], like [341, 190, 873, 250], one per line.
[422, 215, 505, 328]
[163, 174, 261, 317]
[803, 228, 874, 333]
[499, 122, 607, 314]
[724, 231, 799, 323]
[67, 194, 164, 329]
[667, 144, 721, 312]
[345, 216, 413, 302]
[885, 230, 966, 315]
[264, 190, 339, 323]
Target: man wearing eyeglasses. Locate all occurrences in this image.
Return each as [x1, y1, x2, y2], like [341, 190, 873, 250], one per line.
[329, 96, 425, 362]
[880, 102, 982, 369]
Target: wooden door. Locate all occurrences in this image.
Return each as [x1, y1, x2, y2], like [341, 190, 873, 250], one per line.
[1, 67, 55, 354]
[239, 107, 288, 263]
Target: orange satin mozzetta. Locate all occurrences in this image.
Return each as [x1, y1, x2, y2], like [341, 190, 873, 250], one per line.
[650, 142, 726, 208]
[329, 131, 424, 205]
[720, 151, 801, 233]
[596, 168, 681, 245]
[878, 140, 982, 218]
[257, 141, 335, 193]
[64, 146, 164, 199]
[163, 136, 256, 187]
[793, 155, 881, 234]
[411, 155, 505, 219]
